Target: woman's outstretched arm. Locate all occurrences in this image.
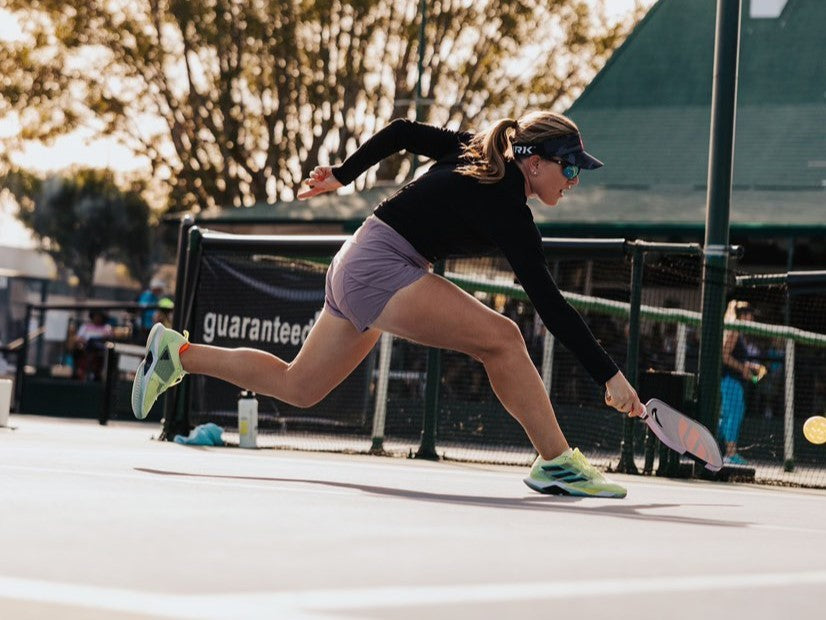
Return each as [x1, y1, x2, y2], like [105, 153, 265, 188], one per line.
[298, 119, 471, 199]
[332, 119, 470, 185]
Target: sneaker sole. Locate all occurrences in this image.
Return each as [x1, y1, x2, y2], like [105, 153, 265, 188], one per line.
[131, 322, 166, 420]
[523, 477, 626, 498]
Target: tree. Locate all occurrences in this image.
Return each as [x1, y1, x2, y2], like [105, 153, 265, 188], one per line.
[3, 168, 154, 297]
[0, 1, 644, 211]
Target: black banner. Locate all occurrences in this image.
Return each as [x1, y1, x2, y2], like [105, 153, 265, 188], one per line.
[190, 253, 375, 429]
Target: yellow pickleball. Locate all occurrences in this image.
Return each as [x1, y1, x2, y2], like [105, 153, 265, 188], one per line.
[803, 416, 826, 445]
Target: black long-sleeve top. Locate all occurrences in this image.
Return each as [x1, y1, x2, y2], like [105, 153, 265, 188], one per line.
[332, 119, 619, 384]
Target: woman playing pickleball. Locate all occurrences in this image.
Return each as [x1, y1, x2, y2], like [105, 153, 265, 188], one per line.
[132, 111, 644, 498]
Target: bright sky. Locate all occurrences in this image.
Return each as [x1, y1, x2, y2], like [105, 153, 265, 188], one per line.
[0, 0, 656, 248]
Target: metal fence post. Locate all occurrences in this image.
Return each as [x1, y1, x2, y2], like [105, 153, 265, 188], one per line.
[371, 332, 394, 454]
[617, 244, 644, 474]
[13, 304, 32, 412]
[161, 223, 202, 441]
[697, 0, 742, 434]
[416, 260, 444, 460]
[783, 338, 795, 472]
[100, 342, 118, 425]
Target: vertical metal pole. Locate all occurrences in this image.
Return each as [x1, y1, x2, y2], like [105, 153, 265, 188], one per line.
[161, 221, 201, 441]
[783, 338, 795, 472]
[617, 245, 644, 474]
[785, 237, 795, 275]
[14, 304, 32, 412]
[0, 277, 7, 345]
[782, 245, 794, 472]
[370, 332, 394, 454]
[171, 215, 195, 334]
[583, 260, 593, 296]
[675, 323, 687, 373]
[540, 329, 555, 394]
[416, 259, 443, 460]
[35, 311, 45, 369]
[35, 280, 48, 368]
[100, 343, 117, 426]
[160, 215, 195, 440]
[541, 261, 560, 395]
[697, 0, 742, 432]
[415, 0, 427, 122]
[411, 0, 428, 176]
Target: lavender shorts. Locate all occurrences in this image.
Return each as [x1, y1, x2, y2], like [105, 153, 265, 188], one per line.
[325, 216, 431, 332]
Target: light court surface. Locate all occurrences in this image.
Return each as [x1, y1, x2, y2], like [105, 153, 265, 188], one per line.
[0, 417, 824, 620]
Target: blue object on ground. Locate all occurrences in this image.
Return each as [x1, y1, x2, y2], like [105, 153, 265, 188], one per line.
[174, 423, 224, 446]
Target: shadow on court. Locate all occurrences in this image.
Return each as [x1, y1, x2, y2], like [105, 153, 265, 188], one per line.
[135, 467, 750, 528]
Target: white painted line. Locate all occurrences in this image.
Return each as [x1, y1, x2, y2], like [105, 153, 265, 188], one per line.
[0, 578, 209, 620]
[1, 571, 825, 620]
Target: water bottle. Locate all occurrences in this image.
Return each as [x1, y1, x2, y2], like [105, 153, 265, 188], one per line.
[238, 391, 258, 448]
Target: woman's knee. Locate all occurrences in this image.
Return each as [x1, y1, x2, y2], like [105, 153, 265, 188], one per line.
[289, 390, 326, 409]
[277, 388, 316, 409]
[280, 381, 327, 408]
[279, 366, 331, 408]
[474, 316, 525, 361]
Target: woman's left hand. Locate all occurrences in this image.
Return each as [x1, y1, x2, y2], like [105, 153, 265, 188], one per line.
[297, 166, 342, 200]
[605, 371, 645, 417]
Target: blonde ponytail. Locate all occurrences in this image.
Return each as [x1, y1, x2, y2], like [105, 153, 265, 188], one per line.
[456, 118, 520, 184]
[457, 111, 580, 184]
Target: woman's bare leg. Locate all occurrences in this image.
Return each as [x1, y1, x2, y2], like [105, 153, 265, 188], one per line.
[372, 274, 569, 460]
[181, 309, 381, 408]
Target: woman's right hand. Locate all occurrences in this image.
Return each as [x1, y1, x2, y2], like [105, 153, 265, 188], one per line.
[605, 371, 645, 417]
[297, 166, 342, 200]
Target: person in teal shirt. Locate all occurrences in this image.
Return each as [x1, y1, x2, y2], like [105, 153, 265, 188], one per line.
[138, 279, 165, 332]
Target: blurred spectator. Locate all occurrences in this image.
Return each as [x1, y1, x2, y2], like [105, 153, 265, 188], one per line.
[72, 310, 113, 381]
[138, 278, 165, 333]
[719, 301, 766, 465]
[154, 297, 174, 328]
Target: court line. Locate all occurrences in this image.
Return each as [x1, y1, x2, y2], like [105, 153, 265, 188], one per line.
[1, 570, 826, 619]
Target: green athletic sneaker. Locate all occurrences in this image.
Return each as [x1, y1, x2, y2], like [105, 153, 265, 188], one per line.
[524, 448, 627, 498]
[131, 323, 190, 420]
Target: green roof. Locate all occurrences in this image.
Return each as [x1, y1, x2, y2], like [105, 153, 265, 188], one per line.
[567, 0, 825, 220]
[574, 0, 826, 108]
[566, 104, 825, 189]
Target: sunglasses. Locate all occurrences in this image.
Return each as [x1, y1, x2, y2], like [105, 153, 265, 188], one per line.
[550, 158, 580, 180]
